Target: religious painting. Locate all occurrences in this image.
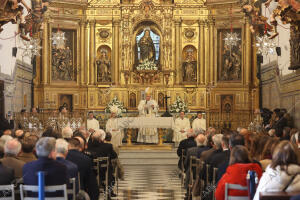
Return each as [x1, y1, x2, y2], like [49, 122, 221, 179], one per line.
[158, 92, 164, 108]
[129, 93, 137, 108]
[51, 28, 77, 81]
[182, 45, 197, 83]
[96, 45, 112, 83]
[217, 28, 242, 82]
[135, 26, 160, 71]
[221, 95, 234, 114]
[59, 94, 73, 112]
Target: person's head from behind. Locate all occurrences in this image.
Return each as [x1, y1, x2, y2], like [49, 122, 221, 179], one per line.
[62, 127, 73, 139]
[68, 138, 81, 151]
[35, 137, 56, 159]
[229, 145, 251, 165]
[59, 106, 67, 114]
[195, 133, 206, 146]
[92, 129, 106, 143]
[229, 133, 245, 149]
[212, 134, 223, 150]
[105, 132, 112, 142]
[270, 140, 298, 170]
[14, 129, 24, 139]
[74, 136, 85, 152]
[4, 139, 22, 157]
[3, 129, 12, 136]
[221, 134, 230, 150]
[206, 127, 216, 136]
[261, 137, 280, 160]
[187, 129, 196, 138]
[55, 138, 69, 158]
[21, 137, 37, 153]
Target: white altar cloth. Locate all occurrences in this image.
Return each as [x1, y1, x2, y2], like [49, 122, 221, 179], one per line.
[115, 117, 174, 129]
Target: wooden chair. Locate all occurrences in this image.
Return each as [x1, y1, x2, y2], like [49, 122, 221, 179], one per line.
[224, 183, 248, 200]
[206, 164, 211, 187]
[212, 167, 218, 200]
[93, 157, 109, 200]
[67, 178, 76, 200]
[187, 156, 198, 199]
[19, 184, 68, 200]
[259, 191, 300, 200]
[0, 185, 15, 200]
[180, 149, 186, 186]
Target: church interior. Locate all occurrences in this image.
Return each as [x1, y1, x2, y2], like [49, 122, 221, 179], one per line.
[0, 0, 300, 199]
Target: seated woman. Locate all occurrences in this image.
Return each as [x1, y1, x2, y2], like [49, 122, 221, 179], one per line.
[215, 145, 262, 200]
[260, 137, 280, 171]
[253, 141, 300, 200]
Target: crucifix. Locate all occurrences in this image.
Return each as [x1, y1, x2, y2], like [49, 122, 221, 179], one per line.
[162, 95, 172, 117]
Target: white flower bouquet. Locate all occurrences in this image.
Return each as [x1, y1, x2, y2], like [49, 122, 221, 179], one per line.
[105, 96, 127, 117]
[170, 96, 189, 113]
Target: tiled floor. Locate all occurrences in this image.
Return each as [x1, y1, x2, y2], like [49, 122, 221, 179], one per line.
[108, 165, 186, 200]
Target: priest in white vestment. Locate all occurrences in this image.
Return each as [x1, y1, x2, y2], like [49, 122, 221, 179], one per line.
[173, 111, 191, 144]
[87, 112, 99, 134]
[192, 111, 206, 133]
[106, 106, 124, 147]
[137, 87, 159, 144]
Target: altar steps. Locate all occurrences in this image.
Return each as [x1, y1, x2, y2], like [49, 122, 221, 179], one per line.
[119, 149, 178, 166]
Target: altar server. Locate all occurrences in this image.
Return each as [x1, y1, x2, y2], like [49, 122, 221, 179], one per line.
[106, 106, 124, 147]
[137, 87, 159, 144]
[87, 111, 99, 133]
[173, 111, 191, 144]
[192, 111, 206, 133]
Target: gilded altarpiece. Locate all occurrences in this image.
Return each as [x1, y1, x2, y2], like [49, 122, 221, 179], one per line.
[33, 0, 260, 130]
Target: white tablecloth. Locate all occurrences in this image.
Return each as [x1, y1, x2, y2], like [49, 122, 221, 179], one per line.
[115, 117, 174, 129]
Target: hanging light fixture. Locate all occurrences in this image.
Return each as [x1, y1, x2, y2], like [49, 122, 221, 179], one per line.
[223, 6, 241, 48]
[50, 9, 67, 49]
[22, 38, 42, 57]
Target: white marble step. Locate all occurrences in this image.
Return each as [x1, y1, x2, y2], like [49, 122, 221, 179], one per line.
[119, 149, 179, 165]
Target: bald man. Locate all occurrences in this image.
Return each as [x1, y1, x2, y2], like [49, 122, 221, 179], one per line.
[0, 139, 25, 178]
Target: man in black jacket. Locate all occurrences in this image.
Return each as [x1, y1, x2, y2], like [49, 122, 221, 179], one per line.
[66, 138, 99, 200]
[87, 130, 117, 198]
[0, 161, 14, 185]
[177, 129, 197, 170]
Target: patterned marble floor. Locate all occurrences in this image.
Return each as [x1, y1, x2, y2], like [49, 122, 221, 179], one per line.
[106, 165, 186, 200]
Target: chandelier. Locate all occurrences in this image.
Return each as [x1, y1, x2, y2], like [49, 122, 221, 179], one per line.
[51, 30, 67, 49]
[21, 38, 42, 57]
[223, 6, 241, 48]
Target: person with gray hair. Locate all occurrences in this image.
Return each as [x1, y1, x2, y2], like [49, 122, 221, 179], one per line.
[55, 139, 78, 192]
[62, 126, 73, 139]
[0, 139, 25, 178]
[22, 137, 68, 187]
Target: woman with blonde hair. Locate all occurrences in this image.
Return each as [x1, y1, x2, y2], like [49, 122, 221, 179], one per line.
[254, 141, 300, 200]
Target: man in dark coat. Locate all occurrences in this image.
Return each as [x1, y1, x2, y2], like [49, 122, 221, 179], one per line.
[66, 138, 99, 200]
[0, 161, 14, 184]
[177, 129, 197, 170]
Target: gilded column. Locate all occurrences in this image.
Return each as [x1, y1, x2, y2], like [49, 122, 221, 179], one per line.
[89, 20, 95, 85]
[199, 20, 205, 85]
[204, 20, 209, 84]
[85, 22, 89, 85]
[245, 18, 251, 85]
[113, 20, 120, 85]
[80, 20, 85, 85]
[42, 18, 49, 85]
[175, 20, 181, 84]
[209, 19, 215, 84]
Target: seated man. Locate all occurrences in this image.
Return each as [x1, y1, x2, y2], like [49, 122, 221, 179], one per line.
[1, 139, 25, 179]
[66, 138, 99, 200]
[18, 136, 37, 163]
[173, 111, 191, 146]
[0, 161, 14, 184]
[61, 127, 73, 139]
[23, 137, 68, 186]
[87, 129, 118, 198]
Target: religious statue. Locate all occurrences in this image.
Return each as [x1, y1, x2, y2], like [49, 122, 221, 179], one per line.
[137, 87, 159, 143]
[129, 93, 136, 108]
[52, 45, 74, 81]
[182, 48, 197, 82]
[138, 29, 156, 64]
[96, 48, 111, 82]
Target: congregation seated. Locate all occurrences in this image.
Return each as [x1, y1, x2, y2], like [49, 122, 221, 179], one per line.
[13, 129, 25, 140]
[207, 133, 230, 168]
[253, 140, 300, 200]
[215, 145, 263, 200]
[66, 137, 99, 200]
[17, 136, 38, 163]
[0, 138, 25, 179]
[177, 129, 197, 170]
[22, 137, 68, 186]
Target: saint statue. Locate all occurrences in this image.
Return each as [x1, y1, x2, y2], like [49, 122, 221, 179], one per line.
[182, 48, 197, 82]
[137, 87, 159, 144]
[96, 49, 111, 82]
[138, 29, 156, 64]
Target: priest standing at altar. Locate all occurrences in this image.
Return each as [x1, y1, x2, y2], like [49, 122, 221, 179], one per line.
[137, 88, 159, 144]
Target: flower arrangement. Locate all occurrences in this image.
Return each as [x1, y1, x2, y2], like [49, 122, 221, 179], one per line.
[170, 96, 190, 113]
[105, 96, 127, 117]
[136, 60, 158, 71]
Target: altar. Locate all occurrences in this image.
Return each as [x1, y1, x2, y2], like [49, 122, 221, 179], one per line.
[116, 117, 174, 149]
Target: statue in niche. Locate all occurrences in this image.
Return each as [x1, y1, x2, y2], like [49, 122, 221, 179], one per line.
[136, 27, 159, 70]
[158, 93, 164, 108]
[129, 93, 136, 108]
[96, 48, 111, 82]
[139, 29, 155, 63]
[182, 48, 197, 82]
[52, 46, 74, 81]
